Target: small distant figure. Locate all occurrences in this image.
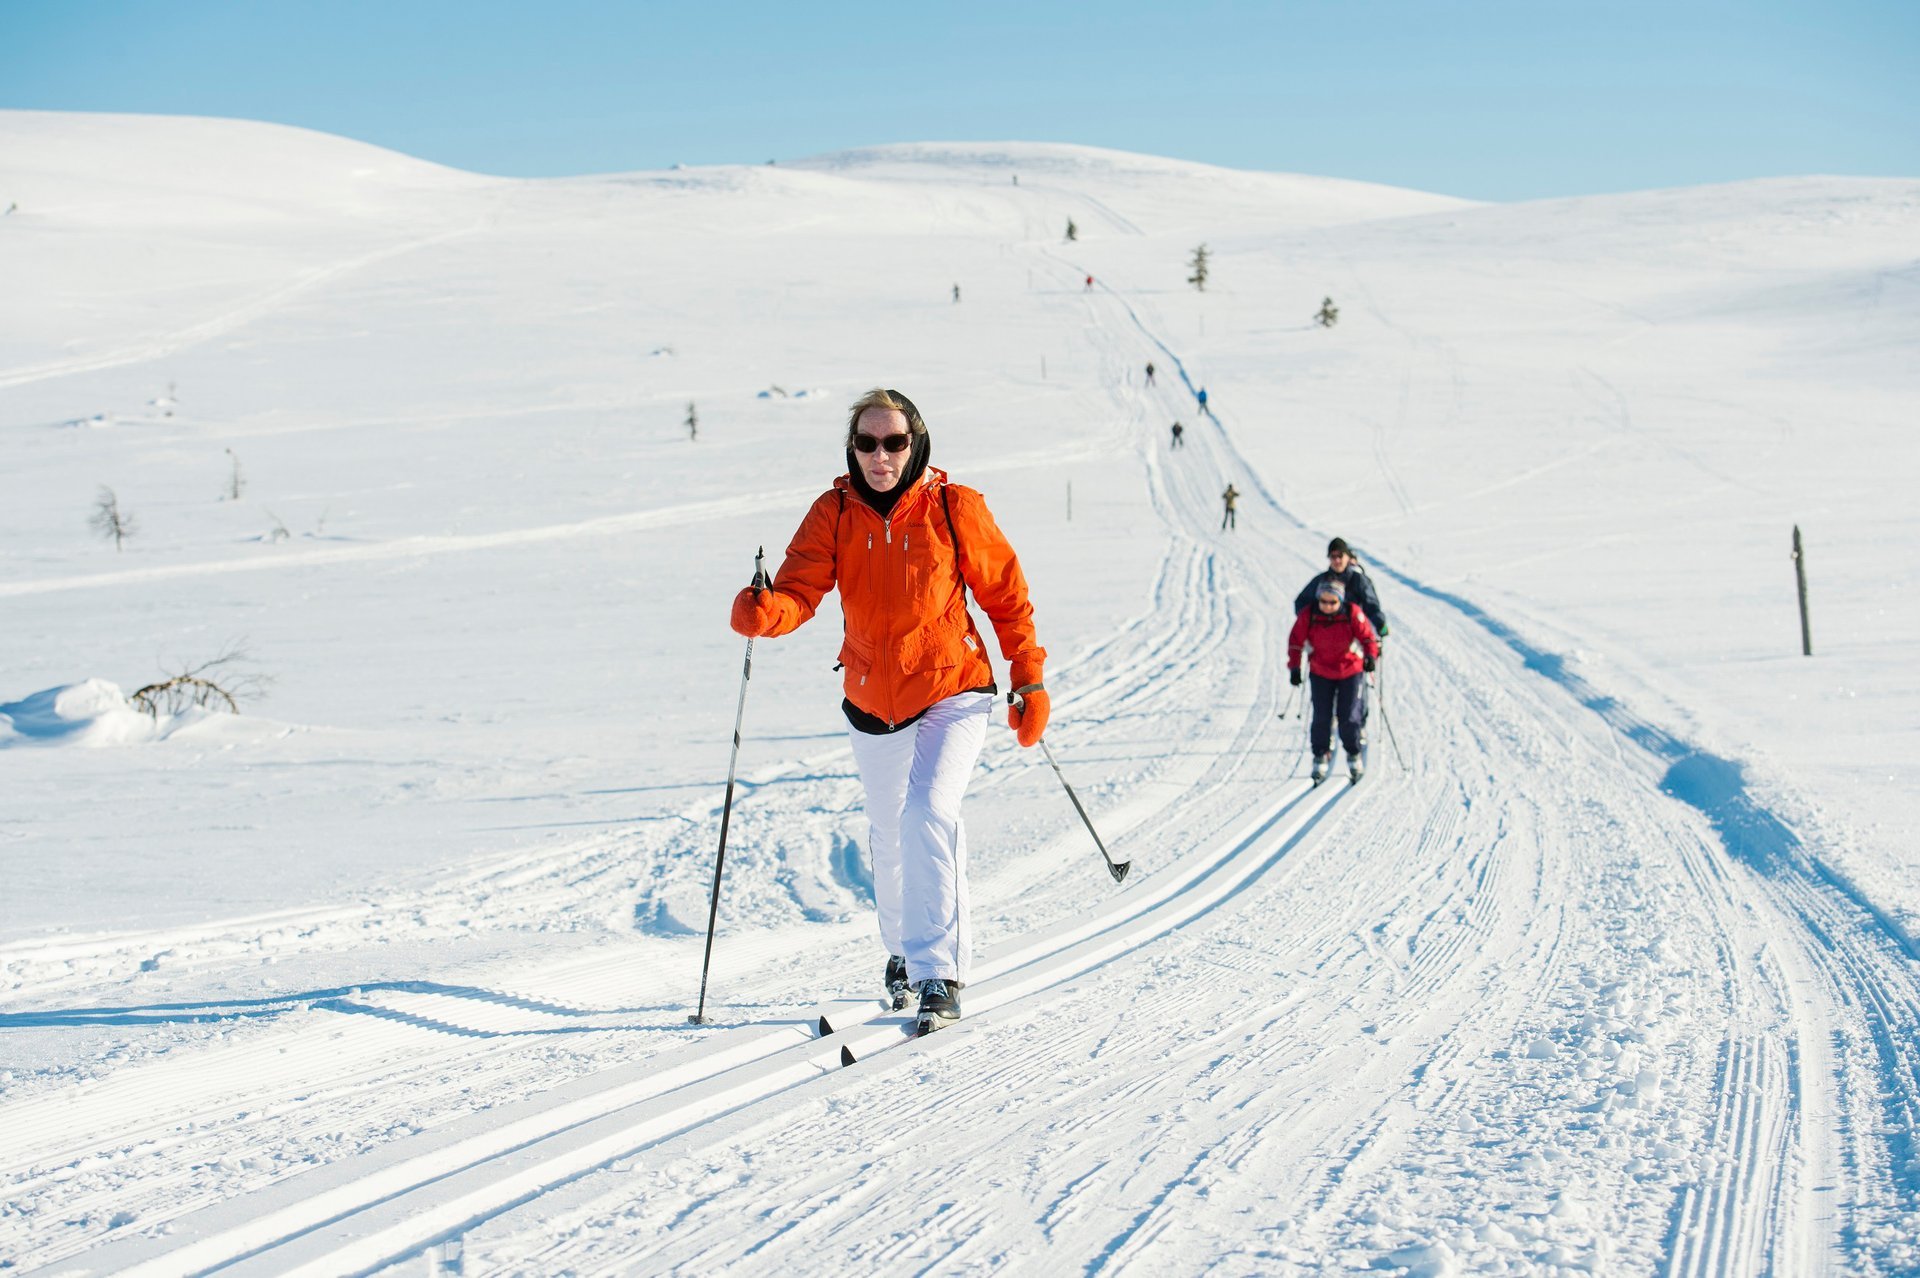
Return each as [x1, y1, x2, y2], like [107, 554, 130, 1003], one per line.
[686, 400, 699, 442]
[1197, 387, 1210, 415]
[1316, 297, 1340, 328]
[1144, 361, 1156, 386]
[1221, 483, 1239, 531]
[1012, 174, 1019, 186]
[1084, 275, 1094, 292]
[1170, 421, 1184, 448]
[952, 283, 961, 303]
[1065, 218, 1078, 242]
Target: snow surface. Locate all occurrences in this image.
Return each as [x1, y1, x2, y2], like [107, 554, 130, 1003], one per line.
[2, 112, 1917, 1274]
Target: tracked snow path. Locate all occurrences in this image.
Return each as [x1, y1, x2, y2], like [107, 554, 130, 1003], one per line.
[7, 182, 1919, 1277]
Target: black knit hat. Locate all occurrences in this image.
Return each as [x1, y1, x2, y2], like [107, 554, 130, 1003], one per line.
[847, 388, 931, 517]
[1327, 537, 1351, 558]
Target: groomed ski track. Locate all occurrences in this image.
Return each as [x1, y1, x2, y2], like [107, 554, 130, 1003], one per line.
[7, 194, 1920, 1276]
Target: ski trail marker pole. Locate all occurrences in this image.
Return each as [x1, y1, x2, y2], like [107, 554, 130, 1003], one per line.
[690, 547, 767, 1026]
[1027, 719, 1129, 884]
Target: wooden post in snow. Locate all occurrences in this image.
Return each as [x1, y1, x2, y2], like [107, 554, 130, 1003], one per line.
[1793, 524, 1813, 656]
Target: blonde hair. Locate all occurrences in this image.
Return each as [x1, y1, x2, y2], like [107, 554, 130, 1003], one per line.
[845, 387, 927, 446]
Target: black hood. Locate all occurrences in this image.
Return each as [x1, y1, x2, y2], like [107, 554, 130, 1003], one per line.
[847, 430, 931, 518]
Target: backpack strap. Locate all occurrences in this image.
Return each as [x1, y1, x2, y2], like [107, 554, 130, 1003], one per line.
[940, 483, 962, 579]
[939, 483, 997, 689]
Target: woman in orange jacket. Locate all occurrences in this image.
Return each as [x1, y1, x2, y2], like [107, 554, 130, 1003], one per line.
[730, 388, 1049, 1033]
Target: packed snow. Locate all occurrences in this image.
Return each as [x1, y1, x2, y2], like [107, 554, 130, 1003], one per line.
[2, 109, 1916, 1274]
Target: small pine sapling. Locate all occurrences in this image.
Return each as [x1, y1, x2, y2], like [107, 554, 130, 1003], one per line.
[686, 401, 699, 442]
[1188, 244, 1210, 293]
[1316, 297, 1340, 328]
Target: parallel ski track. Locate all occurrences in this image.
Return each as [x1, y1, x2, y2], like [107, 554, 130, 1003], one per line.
[47, 776, 1352, 1276]
[14, 208, 1920, 1276]
[3, 251, 1284, 1272]
[474, 245, 1919, 1275]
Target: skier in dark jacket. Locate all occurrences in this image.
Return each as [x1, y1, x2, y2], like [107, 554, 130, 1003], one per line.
[1293, 536, 1388, 640]
[1288, 578, 1381, 783]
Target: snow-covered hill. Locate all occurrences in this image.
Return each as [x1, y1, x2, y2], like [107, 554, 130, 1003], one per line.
[2, 111, 1916, 1274]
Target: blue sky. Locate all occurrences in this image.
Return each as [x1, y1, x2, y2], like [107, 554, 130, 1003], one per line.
[3, 0, 1914, 200]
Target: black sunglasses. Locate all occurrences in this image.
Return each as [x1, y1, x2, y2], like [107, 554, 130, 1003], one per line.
[851, 388, 924, 453]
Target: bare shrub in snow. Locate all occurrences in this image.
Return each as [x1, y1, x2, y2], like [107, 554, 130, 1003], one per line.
[129, 644, 271, 719]
[89, 486, 136, 551]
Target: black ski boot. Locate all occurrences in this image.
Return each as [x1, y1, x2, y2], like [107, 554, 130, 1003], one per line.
[914, 978, 961, 1036]
[1348, 752, 1365, 785]
[884, 955, 909, 1010]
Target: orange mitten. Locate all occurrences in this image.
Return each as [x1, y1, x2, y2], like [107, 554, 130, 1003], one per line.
[730, 587, 778, 637]
[1008, 685, 1049, 748]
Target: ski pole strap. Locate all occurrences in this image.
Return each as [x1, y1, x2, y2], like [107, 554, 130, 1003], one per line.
[1009, 682, 1045, 703]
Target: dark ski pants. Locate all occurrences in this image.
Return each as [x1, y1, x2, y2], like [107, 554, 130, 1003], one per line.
[1309, 671, 1368, 758]
[1221, 507, 1235, 530]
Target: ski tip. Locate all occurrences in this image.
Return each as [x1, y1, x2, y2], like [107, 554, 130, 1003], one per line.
[840, 1044, 856, 1068]
[817, 1015, 833, 1038]
[1110, 861, 1132, 885]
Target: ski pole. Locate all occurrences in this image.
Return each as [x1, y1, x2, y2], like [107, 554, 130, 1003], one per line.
[1288, 685, 1311, 779]
[1278, 671, 1303, 719]
[1373, 660, 1407, 771]
[690, 547, 768, 1025]
[1016, 695, 1129, 884]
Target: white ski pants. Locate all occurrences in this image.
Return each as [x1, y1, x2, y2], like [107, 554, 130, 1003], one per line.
[847, 689, 994, 987]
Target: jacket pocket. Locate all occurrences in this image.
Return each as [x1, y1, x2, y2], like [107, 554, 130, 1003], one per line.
[838, 630, 876, 688]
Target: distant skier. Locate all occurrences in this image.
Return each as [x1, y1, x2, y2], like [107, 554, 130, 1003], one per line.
[1293, 537, 1388, 641]
[1221, 483, 1239, 530]
[1085, 275, 1094, 292]
[1170, 421, 1184, 449]
[1288, 579, 1381, 784]
[1197, 387, 1210, 415]
[1144, 361, 1156, 386]
[952, 283, 961, 303]
[729, 388, 1051, 1036]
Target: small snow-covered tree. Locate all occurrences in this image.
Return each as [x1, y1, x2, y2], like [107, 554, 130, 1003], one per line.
[686, 401, 699, 442]
[1064, 217, 1078, 243]
[1188, 244, 1210, 292]
[224, 447, 245, 501]
[1316, 297, 1340, 328]
[89, 486, 135, 552]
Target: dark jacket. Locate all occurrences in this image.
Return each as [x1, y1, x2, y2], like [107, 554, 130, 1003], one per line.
[1294, 564, 1387, 637]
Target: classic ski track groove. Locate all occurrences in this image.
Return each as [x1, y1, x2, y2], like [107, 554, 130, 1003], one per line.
[5, 243, 1280, 1272]
[10, 191, 1920, 1275]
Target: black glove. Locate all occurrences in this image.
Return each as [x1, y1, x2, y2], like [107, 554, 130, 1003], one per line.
[1289, 668, 1302, 687]
[1363, 655, 1376, 672]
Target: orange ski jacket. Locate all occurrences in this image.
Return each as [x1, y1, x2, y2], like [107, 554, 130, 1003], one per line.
[754, 468, 1045, 729]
